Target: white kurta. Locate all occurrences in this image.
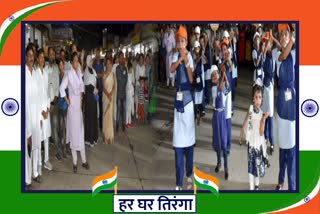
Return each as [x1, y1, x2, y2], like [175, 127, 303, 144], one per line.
[36, 66, 51, 140]
[60, 67, 85, 151]
[172, 52, 195, 148]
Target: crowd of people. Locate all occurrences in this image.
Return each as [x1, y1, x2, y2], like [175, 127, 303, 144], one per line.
[25, 23, 296, 191]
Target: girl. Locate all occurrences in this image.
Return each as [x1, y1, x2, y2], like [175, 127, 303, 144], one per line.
[239, 83, 269, 190]
[252, 32, 264, 81]
[170, 26, 195, 191]
[102, 58, 116, 144]
[135, 54, 146, 118]
[211, 65, 229, 180]
[261, 32, 275, 155]
[193, 40, 207, 125]
[60, 52, 89, 173]
[84, 55, 99, 147]
[274, 24, 296, 191]
[126, 62, 135, 128]
[137, 77, 146, 122]
[220, 38, 233, 154]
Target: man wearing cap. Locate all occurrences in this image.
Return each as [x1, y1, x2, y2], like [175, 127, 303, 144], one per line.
[163, 25, 176, 88]
[170, 25, 195, 191]
[275, 24, 296, 191]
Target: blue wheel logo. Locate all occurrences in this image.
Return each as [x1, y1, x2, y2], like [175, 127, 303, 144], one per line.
[1, 98, 19, 116]
[301, 99, 319, 118]
[8, 15, 14, 22]
[304, 196, 310, 203]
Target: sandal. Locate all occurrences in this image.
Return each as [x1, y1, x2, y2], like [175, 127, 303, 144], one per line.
[82, 162, 90, 170]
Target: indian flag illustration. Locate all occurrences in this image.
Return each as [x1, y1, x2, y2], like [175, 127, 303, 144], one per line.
[92, 167, 118, 196]
[193, 167, 219, 195]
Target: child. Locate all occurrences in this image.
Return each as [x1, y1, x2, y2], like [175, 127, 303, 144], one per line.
[261, 32, 275, 155]
[193, 40, 207, 125]
[239, 82, 269, 190]
[126, 62, 135, 128]
[137, 77, 146, 122]
[211, 65, 229, 180]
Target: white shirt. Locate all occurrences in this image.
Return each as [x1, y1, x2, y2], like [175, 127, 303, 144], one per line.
[135, 64, 146, 86]
[47, 64, 59, 102]
[164, 31, 176, 54]
[83, 66, 97, 88]
[127, 71, 135, 96]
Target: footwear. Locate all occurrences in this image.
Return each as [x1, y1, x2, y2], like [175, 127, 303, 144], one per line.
[175, 186, 182, 191]
[129, 123, 134, 128]
[73, 165, 77, 173]
[82, 162, 90, 170]
[276, 184, 283, 190]
[25, 184, 32, 190]
[254, 185, 259, 190]
[187, 177, 193, 190]
[33, 175, 42, 183]
[125, 124, 129, 128]
[90, 143, 94, 148]
[225, 170, 229, 180]
[44, 161, 53, 171]
[55, 154, 62, 161]
[215, 164, 221, 173]
[94, 141, 98, 146]
[200, 111, 206, 117]
[85, 141, 90, 146]
[270, 145, 274, 155]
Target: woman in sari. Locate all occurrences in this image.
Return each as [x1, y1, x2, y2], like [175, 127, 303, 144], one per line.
[102, 57, 116, 144]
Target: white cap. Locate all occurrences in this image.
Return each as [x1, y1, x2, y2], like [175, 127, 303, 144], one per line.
[195, 26, 201, 34]
[210, 65, 219, 76]
[253, 32, 260, 42]
[193, 40, 200, 49]
[254, 78, 263, 87]
[223, 30, 230, 38]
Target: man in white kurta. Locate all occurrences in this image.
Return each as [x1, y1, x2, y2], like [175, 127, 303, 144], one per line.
[36, 60, 53, 171]
[26, 57, 42, 183]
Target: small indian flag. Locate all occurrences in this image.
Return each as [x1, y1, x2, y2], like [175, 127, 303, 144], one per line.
[92, 167, 117, 196]
[193, 167, 219, 195]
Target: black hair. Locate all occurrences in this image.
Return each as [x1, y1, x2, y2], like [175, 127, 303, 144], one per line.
[60, 48, 65, 54]
[37, 48, 45, 58]
[252, 84, 263, 99]
[25, 44, 34, 56]
[70, 51, 78, 63]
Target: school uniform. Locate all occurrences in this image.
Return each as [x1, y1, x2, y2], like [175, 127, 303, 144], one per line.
[231, 37, 238, 112]
[276, 49, 296, 191]
[172, 52, 195, 187]
[212, 89, 228, 170]
[261, 52, 274, 146]
[252, 49, 264, 81]
[222, 63, 232, 153]
[126, 71, 135, 124]
[203, 43, 211, 106]
[194, 57, 205, 114]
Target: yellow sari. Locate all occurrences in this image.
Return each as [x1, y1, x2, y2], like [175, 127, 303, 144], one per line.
[102, 71, 115, 144]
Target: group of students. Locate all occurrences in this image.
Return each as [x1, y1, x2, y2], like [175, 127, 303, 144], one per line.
[170, 24, 296, 191]
[25, 42, 157, 189]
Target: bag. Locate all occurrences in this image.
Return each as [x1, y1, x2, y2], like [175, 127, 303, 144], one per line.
[244, 105, 253, 143]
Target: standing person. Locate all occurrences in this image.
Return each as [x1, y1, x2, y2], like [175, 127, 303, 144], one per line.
[274, 24, 296, 191]
[203, 30, 212, 107]
[26, 45, 42, 187]
[57, 59, 68, 159]
[211, 65, 229, 180]
[60, 49, 70, 72]
[112, 53, 119, 125]
[102, 58, 116, 144]
[60, 52, 89, 173]
[115, 52, 128, 132]
[193, 40, 207, 125]
[239, 83, 269, 190]
[261, 32, 275, 155]
[170, 26, 195, 191]
[220, 38, 233, 155]
[230, 28, 238, 115]
[135, 54, 146, 118]
[252, 32, 263, 81]
[93, 49, 104, 131]
[126, 62, 135, 128]
[84, 55, 99, 148]
[47, 47, 61, 160]
[164, 26, 176, 87]
[36, 49, 53, 171]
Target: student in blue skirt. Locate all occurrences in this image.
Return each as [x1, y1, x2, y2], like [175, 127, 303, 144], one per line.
[211, 64, 229, 180]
